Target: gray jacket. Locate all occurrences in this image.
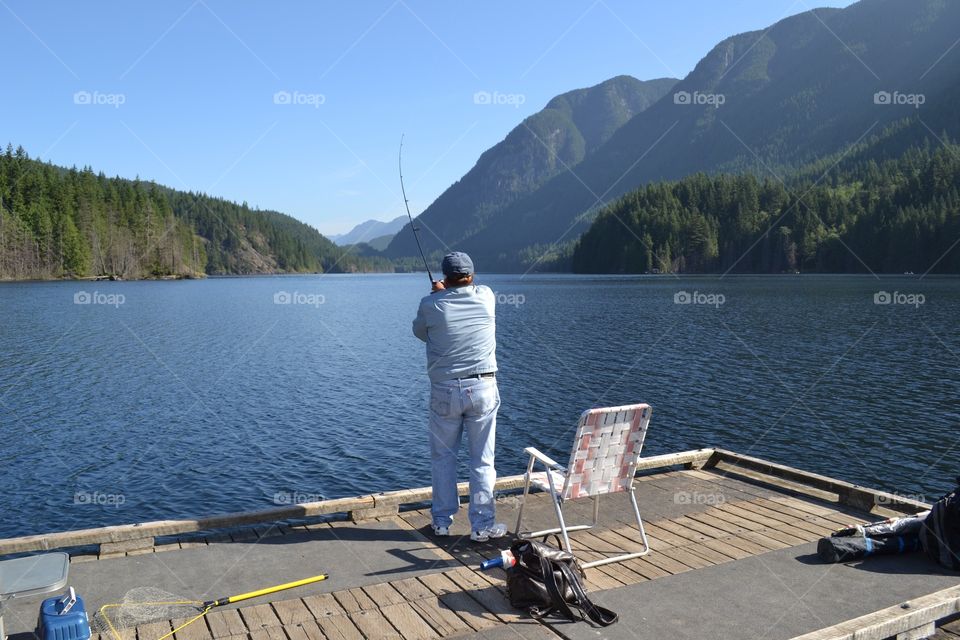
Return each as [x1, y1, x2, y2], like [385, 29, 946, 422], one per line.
[413, 284, 497, 382]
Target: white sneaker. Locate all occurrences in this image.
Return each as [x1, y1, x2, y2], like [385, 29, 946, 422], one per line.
[471, 523, 507, 542]
[432, 524, 451, 536]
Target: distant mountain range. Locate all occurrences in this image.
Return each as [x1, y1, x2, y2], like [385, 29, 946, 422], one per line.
[387, 0, 960, 271]
[384, 75, 678, 260]
[330, 215, 407, 248]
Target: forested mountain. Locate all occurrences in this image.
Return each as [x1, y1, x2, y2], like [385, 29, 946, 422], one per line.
[0, 145, 387, 280]
[573, 143, 960, 274]
[384, 75, 677, 259]
[450, 0, 960, 269]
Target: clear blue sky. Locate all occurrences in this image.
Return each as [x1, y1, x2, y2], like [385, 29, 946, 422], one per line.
[1, 0, 855, 235]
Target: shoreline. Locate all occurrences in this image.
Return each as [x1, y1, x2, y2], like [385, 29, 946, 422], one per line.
[0, 271, 955, 284]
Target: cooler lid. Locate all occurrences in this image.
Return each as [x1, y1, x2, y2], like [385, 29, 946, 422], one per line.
[0, 552, 69, 599]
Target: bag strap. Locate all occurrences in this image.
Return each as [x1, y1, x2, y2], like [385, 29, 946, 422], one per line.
[538, 554, 578, 621]
[558, 563, 619, 626]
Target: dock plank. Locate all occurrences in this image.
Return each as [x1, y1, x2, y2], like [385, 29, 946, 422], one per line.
[717, 504, 811, 545]
[684, 511, 751, 537]
[315, 615, 363, 640]
[708, 504, 779, 533]
[443, 568, 520, 623]
[735, 529, 794, 552]
[378, 603, 437, 640]
[334, 588, 378, 613]
[349, 608, 401, 639]
[302, 593, 345, 618]
[283, 621, 326, 640]
[657, 544, 714, 570]
[408, 599, 470, 637]
[622, 555, 671, 580]
[392, 576, 473, 636]
[361, 582, 407, 607]
[136, 621, 174, 640]
[734, 501, 836, 536]
[770, 495, 871, 525]
[205, 610, 247, 638]
[639, 522, 698, 548]
[568, 533, 642, 585]
[698, 537, 754, 561]
[171, 616, 213, 640]
[670, 514, 736, 541]
[304, 604, 363, 640]
[389, 577, 435, 602]
[639, 549, 695, 576]
[239, 604, 282, 631]
[419, 572, 499, 632]
[649, 519, 713, 545]
[247, 628, 286, 640]
[271, 599, 314, 626]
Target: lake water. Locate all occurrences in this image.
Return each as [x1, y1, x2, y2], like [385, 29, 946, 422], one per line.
[0, 274, 957, 539]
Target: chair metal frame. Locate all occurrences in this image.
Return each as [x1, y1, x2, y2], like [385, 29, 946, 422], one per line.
[515, 404, 652, 569]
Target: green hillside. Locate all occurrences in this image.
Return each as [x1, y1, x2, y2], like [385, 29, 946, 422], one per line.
[573, 143, 960, 274]
[0, 145, 388, 280]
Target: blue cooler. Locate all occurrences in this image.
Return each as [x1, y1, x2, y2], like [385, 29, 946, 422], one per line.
[37, 588, 90, 640]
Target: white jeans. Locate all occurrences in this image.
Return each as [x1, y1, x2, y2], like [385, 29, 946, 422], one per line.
[428, 376, 500, 530]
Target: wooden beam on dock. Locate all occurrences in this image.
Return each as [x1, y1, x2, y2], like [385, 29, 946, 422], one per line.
[708, 449, 931, 514]
[789, 585, 960, 640]
[0, 447, 925, 556]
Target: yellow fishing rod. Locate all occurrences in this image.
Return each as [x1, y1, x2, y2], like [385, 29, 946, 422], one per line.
[97, 574, 328, 640]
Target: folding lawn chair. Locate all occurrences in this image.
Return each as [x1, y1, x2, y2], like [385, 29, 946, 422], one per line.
[515, 403, 652, 568]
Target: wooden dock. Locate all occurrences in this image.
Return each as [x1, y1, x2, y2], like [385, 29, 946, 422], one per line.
[2, 449, 956, 640]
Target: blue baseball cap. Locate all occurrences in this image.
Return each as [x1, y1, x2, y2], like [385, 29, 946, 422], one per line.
[441, 252, 474, 277]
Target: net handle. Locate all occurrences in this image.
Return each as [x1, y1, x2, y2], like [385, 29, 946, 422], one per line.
[203, 574, 328, 608]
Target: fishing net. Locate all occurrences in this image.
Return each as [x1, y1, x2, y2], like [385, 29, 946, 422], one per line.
[91, 588, 209, 640]
[90, 574, 328, 640]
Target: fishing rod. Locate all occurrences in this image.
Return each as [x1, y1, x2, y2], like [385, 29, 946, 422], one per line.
[398, 134, 435, 283]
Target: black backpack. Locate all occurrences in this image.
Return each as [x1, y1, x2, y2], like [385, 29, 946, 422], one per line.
[920, 479, 960, 570]
[505, 539, 618, 626]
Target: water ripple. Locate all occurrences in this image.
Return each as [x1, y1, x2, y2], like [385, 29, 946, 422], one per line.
[0, 274, 958, 537]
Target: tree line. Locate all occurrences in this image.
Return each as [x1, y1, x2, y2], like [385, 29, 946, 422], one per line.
[0, 145, 387, 280]
[572, 144, 960, 274]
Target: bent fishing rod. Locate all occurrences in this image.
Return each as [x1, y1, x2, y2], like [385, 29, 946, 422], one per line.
[398, 134, 435, 283]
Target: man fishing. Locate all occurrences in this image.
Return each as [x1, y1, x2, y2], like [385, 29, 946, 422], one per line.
[412, 252, 506, 542]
